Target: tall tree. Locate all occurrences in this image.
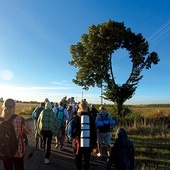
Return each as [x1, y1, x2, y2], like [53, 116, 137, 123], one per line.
[69, 20, 159, 116]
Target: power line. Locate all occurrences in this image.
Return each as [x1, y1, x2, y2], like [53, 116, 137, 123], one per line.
[112, 20, 170, 70]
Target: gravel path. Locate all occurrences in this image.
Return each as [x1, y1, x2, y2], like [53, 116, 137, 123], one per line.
[0, 119, 115, 170]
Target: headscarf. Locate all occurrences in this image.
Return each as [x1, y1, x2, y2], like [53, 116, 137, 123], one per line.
[45, 102, 52, 109]
[115, 127, 128, 147]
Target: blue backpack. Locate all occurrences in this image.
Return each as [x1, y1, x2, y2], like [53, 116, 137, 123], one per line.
[56, 108, 65, 127]
[97, 113, 111, 133]
[67, 115, 78, 139]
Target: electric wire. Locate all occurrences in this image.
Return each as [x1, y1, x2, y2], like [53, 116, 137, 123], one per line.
[112, 20, 170, 71]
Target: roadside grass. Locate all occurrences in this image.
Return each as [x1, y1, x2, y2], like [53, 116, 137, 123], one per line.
[0, 102, 38, 119]
[127, 127, 170, 170]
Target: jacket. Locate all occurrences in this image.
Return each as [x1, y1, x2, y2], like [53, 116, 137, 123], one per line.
[36, 108, 60, 136]
[73, 111, 97, 148]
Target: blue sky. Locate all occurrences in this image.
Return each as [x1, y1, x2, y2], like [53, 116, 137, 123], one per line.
[0, 0, 170, 105]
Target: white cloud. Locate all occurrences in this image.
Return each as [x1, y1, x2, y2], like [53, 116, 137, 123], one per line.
[52, 81, 69, 86]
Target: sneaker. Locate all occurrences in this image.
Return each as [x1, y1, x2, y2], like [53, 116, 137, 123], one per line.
[60, 146, 64, 151]
[106, 155, 110, 163]
[55, 144, 59, 148]
[97, 153, 102, 157]
[44, 158, 50, 164]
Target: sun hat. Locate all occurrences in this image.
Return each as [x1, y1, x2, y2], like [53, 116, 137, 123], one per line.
[2, 98, 16, 108]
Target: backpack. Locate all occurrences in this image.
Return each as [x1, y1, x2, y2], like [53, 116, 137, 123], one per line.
[56, 108, 65, 127]
[0, 114, 18, 160]
[32, 107, 44, 121]
[67, 115, 78, 139]
[98, 113, 110, 133]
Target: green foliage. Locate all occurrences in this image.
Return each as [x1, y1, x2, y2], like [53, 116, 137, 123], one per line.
[69, 20, 159, 116]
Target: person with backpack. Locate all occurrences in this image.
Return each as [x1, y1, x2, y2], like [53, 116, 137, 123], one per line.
[65, 105, 75, 143]
[55, 101, 69, 150]
[36, 101, 60, 164]
[95, 106, 114, 158]
[31, 102, 45, 148]
[71, 99, 97, 170]
[53, 102, 59, 116]
[0, 98, 32, 170]
[107, 127, 134, 170]
[89, 104, 98, 120]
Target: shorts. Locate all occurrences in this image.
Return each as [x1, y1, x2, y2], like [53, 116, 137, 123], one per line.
[97, 132, 111, 146]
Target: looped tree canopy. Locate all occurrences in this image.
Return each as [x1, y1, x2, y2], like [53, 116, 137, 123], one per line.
[69, 20, 159, 114]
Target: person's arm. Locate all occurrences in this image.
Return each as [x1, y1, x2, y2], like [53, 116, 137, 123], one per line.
[64, 109, 69, 120]
[52, 113, 60, 136]
[31, 108, 37, 120]
[53, 107, 57, 116]
[21, 117, 32, 135]
[36, 112, 43, 135]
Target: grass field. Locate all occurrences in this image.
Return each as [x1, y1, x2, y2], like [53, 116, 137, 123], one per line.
[0, 102, 38, 119]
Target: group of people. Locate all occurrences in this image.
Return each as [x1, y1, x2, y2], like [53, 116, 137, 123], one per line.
[31, 98, 134, 170]
[0, 98, 134, 170]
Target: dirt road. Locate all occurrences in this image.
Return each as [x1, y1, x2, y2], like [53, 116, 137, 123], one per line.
[0, 119, 113, 170]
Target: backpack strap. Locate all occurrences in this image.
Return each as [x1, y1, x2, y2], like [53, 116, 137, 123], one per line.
[20, 117, 28, 148]
[8, 114, 18, 123]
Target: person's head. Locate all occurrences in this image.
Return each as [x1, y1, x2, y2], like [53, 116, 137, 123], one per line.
[45, 102, 52, 110]
[40, 102, 45, 107]
[59, 101, 64, 106]
[44, 98, 49, 103]
[99, 105, 105, 111]
[91, 104, 95, 109]
[78, 99, 88, 112]
[54, 102, 58, 108]
[115, 127, 128, 144]
[1, 98, 16, 119]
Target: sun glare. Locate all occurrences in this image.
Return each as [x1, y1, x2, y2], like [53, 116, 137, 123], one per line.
[0, 69, 13, 80]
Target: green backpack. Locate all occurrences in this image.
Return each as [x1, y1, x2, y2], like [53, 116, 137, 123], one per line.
[56, 108, 65, 127]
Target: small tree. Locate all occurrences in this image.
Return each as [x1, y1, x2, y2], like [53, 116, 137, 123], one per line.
[69, 20, 159, 116]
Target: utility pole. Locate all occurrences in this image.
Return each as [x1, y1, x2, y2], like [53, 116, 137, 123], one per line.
[101, 79, 103, 105]
[82, 90, 83, 100]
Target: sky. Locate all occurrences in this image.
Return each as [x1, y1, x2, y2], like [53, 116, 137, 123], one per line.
[0, 0, 170, 105]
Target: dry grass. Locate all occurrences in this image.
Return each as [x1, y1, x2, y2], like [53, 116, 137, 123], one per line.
[0, 102, 38, 117]
[130, 106, 170, 118]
